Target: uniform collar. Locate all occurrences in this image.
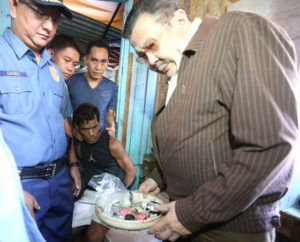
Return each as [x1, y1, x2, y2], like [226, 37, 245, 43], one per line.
[2, 27, 52, 64]
[3, 28, 31, 59]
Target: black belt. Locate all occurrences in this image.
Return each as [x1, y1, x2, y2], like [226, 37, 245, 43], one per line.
[18, 155, 67, 179]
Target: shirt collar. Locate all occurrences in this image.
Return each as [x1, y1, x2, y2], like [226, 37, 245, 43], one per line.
[174, 18, 202, 68]
[165, 18, 202, 105]
[2, 27, 52, 64]
[179, 17, 202, 54]
[40, 48, 52, 67]
[183, 16, 218, 56]
[3, 28, 30, 59]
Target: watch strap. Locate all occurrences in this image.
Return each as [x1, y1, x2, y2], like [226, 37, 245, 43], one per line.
[69, 162, 80, 168]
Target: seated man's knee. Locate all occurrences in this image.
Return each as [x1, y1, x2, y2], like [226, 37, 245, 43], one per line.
[87, 221, 108, 242]
[72, 226, 88, 242]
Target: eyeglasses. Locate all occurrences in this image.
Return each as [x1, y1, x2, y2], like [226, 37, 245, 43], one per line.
[19, 0, 60, 24]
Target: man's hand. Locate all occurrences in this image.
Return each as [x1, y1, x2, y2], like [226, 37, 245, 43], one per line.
[72, 126, 83, 142]
[23, 191, 40, 220]
[106, 109, 116, 137]
[70, 166, 81, 197]
[138, 178, 160, 197]
[106, 122, 116, 137]
[148, 201, 191, 241]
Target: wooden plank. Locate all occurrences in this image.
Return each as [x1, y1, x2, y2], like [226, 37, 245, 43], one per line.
[0, 1, 11, 33]
[116, 0, 133, 140]
[188, 0, 229, 20]
[139, 69, 157, 154]
[126, 64, 157, 164]
[115, 37, 130, 139]
[126, 59, 148, 159]
[121, 52, 133, 147]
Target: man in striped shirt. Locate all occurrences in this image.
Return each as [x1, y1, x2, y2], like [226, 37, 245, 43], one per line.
[123, 0, 299, 241]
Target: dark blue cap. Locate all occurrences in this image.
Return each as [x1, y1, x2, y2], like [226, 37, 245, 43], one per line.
[33, 0, 72, 19]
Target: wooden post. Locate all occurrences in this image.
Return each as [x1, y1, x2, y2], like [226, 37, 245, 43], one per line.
[121, 53, 133, 147]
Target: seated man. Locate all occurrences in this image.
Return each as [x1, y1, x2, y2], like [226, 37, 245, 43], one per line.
[72, 103, 136, 242]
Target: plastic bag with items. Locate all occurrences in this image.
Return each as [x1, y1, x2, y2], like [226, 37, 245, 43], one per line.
[88, 173, 130, 213]
[88, 172, 127, 194]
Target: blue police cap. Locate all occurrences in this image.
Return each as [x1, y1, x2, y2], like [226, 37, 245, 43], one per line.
[33, 0, 72, 19]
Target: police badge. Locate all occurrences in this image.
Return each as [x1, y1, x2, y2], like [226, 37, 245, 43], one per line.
[49, 64, 60, 82]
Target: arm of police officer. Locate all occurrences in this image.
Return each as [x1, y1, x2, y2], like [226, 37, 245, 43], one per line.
[64, 119, 81, 197]
[23, 191, 40, 220]
[109, 137, 136, 187]
[60, 83, 81, 196]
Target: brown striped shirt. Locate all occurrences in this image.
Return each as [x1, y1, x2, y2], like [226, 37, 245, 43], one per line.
[149, 11, 299, 237]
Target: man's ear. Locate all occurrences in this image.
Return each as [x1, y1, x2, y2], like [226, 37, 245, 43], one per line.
[48, 48, 55, 59]
[169, 9, 189, 29]
[9, 0, 18, 19]
[74, 123, 79, 131]
[83, 55, 87, 66]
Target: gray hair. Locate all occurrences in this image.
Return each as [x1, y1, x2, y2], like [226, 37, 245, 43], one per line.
[122, 0, 185, 39]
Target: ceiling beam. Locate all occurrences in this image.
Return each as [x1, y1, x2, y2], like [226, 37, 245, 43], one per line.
[102, 3, 123, 38]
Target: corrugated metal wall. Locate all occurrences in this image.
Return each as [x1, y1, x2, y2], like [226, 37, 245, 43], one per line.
[57, 11, 121, 55]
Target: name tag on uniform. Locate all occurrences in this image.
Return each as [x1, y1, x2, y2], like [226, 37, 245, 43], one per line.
[0, 71, 27, 77]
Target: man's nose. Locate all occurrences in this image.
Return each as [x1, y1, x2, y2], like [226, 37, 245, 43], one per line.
[145, 52, 158, 66]
[42, 17, 57, 31]
[67, 63, 73, 72]
[95, 61, 103, 70]
[89, 129, 95, 135]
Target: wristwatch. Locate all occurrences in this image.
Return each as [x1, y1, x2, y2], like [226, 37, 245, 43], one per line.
[69, 162, 80, 168]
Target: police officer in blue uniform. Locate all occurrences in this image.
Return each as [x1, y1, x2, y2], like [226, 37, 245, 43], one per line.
[0, 0, 81, 241]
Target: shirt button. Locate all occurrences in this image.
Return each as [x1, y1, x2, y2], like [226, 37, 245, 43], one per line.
[43, 92, 45, 96]
[53, 138, 56, 143]
[15, 86, 20, 92]
[48, 115, 51, 119]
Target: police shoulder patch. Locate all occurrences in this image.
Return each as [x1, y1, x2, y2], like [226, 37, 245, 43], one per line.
[49, 64, 60, 82]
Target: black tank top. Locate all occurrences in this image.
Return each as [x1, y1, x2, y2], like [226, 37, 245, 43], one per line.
[81, 130, 125, 187]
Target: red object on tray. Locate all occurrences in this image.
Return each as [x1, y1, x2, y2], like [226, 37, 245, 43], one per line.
[119, 208, 130, 216]
[136, 213, 148, 220]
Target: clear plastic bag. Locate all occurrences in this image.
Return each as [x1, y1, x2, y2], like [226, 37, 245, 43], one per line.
[88, 173, 130, 215]
[88, 173, 127, 194]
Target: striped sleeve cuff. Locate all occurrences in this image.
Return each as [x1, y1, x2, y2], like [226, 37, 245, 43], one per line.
[149, 168, 165, 191]
[176, 197, 206, 232]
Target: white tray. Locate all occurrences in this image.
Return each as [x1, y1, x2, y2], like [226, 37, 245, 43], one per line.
[95, 191, 163, 231]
